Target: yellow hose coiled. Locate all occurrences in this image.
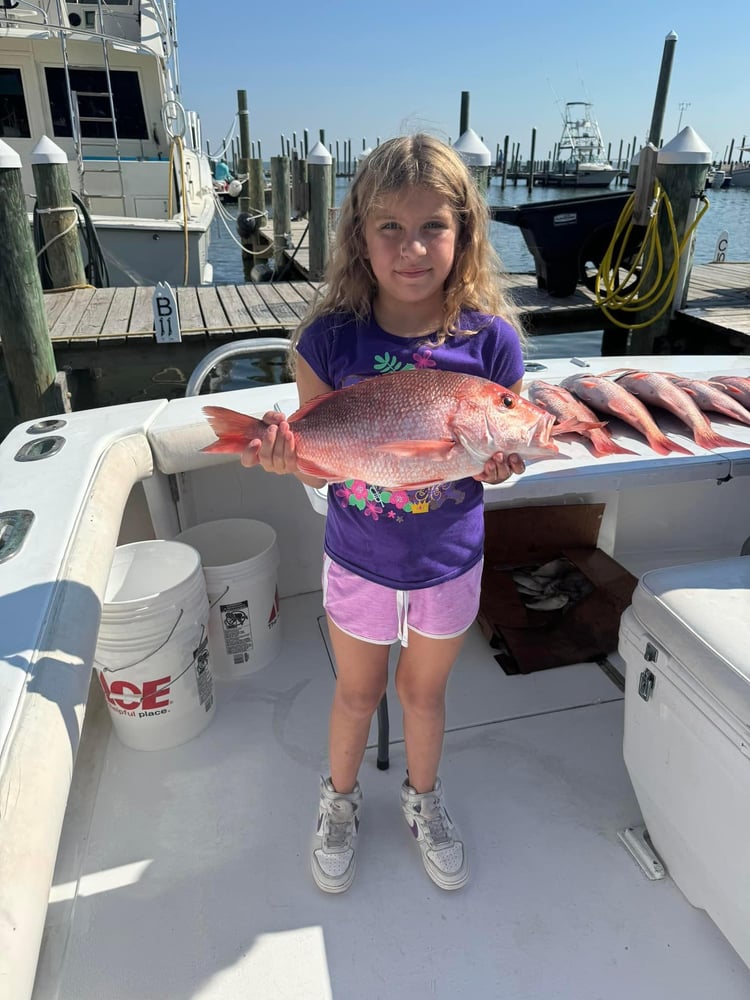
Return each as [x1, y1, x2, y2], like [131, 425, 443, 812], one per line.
[594, 181, 709, 330]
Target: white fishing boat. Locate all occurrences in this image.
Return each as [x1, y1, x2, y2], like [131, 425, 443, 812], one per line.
[553, 101, 621, 188]
[0, 0, 215, 286]
[2, 345, 750, 999]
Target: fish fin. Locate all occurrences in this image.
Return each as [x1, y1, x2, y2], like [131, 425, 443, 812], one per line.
[374, 439, 457, 460]
[294, 456, 337, 480]
[287, 390, 336, 422]
[201, 406, 266, 453]
[694, 430, 750, 451]
[551, 416, 606, 436]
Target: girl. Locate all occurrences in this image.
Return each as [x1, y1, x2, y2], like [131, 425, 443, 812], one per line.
[244, 133, 526, 893]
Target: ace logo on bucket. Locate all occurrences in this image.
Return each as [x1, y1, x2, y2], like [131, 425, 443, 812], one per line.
[99, 673, 171, 716]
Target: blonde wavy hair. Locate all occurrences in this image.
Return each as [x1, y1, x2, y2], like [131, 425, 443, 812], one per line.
[289, 132, 523, 365]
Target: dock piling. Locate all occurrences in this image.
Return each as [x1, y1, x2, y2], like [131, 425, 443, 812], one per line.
[307, 141, 332, 281]
[31, 137, 86, 290]
[0, 140, 65, 420]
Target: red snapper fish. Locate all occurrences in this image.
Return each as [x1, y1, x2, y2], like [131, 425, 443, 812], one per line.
[661, 375, 750, 426]
[561, 374, 693, 456]
[709, 375, 750, 410]
[201, 369, 563, 490]
[527, 380, 637, 457]
[612, 371, 749, 450]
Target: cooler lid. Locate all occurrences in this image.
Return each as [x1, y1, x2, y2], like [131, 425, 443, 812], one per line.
[632, 557, 750, 726]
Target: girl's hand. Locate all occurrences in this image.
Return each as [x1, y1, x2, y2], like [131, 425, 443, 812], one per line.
[241, 411, 298, 474]
[474, 451, 525, 485]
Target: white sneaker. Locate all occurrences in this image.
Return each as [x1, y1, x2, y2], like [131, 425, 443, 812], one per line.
[400, 777, 468, 890]
[311, 777, 362, 893]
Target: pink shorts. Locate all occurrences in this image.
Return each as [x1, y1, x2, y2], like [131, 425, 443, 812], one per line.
[322, 556, 483, 646]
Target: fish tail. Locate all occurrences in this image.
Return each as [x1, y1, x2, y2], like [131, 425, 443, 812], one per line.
[201, 405, 267, 453]
[586, 431, 637, 457]
[647, 433, 693, 456]
[694, 428, 750, 452]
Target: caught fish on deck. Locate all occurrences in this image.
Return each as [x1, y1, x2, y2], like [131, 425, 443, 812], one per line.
[201, 369, 562, 490]
[527, 380, 637, 458]
[612, 371, 749, 450]
[709, 375, 750, 410]
[561, 374, 693, 456]
[665, 376, 750, 426]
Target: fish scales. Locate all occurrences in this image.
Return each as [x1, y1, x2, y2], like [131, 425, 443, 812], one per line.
[202, 368, 559, 490]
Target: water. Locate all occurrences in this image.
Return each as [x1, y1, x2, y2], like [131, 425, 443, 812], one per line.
[207, 178, 750, 384]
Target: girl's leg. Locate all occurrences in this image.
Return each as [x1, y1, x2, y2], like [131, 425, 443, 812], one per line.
[394, 630, 466, 792]
[395, 630, 469, 890]
[326, 616, 390, 793]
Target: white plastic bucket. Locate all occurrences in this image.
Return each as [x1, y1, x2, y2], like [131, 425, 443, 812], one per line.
[175, 519, 281, 679]
[95, 540, 216, 751]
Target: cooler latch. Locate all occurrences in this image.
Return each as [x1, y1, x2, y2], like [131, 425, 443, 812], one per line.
[638, 668, 655, 702]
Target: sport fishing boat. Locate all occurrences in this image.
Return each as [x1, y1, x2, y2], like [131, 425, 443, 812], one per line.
[2, 345, 750, 999]
[0, 0, 215, 285]
[548, 101, 621, 188]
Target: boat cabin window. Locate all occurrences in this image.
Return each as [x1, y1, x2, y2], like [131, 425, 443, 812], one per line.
[45, 67, 148, 140]
[0, 69, 31, 138]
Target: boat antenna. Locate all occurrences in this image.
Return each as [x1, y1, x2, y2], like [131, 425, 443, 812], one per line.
[576, 62, 593, 104]
[546, 78, 567, 124]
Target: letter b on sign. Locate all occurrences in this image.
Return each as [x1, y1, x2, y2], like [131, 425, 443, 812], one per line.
[153, 281, 182, 343]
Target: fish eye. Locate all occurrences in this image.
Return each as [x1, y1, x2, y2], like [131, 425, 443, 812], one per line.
[501, 394, 514, 408]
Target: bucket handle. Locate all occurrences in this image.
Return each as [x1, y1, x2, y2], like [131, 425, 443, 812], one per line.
[208, 585, 230, 611]
[95, 609, 184, 673]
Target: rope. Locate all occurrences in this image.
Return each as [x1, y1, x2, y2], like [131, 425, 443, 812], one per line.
[35, 214, 78, 259]
[593, 181, 710, 330]
[212, 195, 275, 256]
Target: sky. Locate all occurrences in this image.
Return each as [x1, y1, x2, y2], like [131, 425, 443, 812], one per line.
[176, 0, 749, 165]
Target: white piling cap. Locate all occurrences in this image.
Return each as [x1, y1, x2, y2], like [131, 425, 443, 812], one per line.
[658, 125, 711, 165]
[307, 141, 332, 165]
[453, 128, 491, 167]
[0, 139, 22, 169]
[31, 135, 68, 165]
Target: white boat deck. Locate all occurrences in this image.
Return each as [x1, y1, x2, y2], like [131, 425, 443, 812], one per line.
[2, 354, 749, 998]
[35, 593, 749, 1000]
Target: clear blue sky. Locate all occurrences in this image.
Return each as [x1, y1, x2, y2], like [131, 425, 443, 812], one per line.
[177, 0, 748, 164]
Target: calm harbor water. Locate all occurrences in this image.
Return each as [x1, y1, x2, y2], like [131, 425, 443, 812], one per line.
[207, 178, 750, 386]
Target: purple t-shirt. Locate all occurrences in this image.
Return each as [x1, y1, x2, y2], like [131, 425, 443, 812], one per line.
[296, 311, 525, 589]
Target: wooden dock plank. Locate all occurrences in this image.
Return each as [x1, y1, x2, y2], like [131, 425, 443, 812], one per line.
[234, 283, 282, 327]
[257, 284, 301, 325]
[271, 282, 310, 321]
[196, 286, 231, 334]
[43, 288, 76, 328]
[50, 288, 97, 342]
[216, 284, 257, 334]
[128, 286, 155, 335]
[176, 286, 203, 336]
[71, 288, 117, 341]
[104, 287, 136, 337]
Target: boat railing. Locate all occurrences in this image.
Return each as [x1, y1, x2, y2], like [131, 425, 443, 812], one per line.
[0, 0, 49, 28]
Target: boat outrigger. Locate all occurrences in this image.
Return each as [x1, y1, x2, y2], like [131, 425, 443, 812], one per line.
[1, 341, 750, 999]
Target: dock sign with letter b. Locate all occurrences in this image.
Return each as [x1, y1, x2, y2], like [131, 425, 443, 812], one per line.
[153, 282, 182, 343]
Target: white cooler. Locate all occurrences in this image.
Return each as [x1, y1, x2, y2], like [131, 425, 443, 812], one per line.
[619, 556, 750, 969]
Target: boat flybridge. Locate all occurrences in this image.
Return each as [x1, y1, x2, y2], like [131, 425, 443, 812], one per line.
[0, 0, 215, 285]
[1, 347, 750, 999]
[556, 101, 621, 188]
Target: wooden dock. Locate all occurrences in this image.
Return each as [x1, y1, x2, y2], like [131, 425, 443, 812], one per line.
[0, 260, 746, 412]
[33, 261, 750, 349]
